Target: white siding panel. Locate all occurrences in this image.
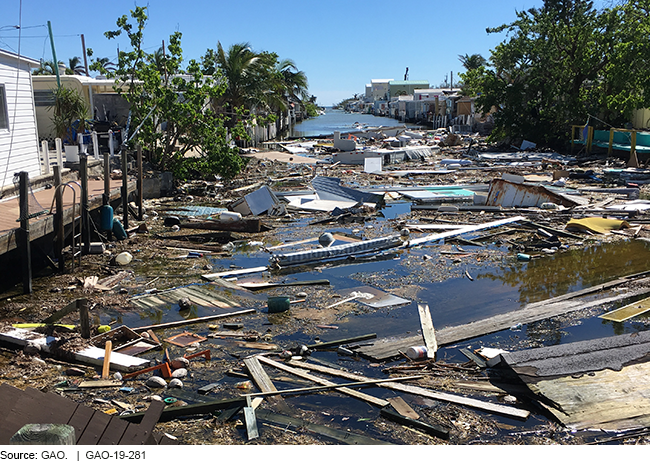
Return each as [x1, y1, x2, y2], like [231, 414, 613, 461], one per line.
[0, 57, 40, 190]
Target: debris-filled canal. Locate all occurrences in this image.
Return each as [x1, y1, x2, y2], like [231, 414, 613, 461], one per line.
[3, 129, 650, 446]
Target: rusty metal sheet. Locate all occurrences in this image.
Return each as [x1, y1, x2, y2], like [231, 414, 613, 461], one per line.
[486, 179, 579, 208]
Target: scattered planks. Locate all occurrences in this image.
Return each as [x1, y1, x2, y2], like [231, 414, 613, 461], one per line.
[287, 360, 530, 420]
[357, 273, 650, 361]
[256, 355, 390, 407]
[417, 304, 437, 359]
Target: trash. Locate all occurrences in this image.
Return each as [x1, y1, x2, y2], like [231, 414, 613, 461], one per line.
[115, 251, 133, 266]
[235, 380, 253, 390]
[164, 331, 207, 347]
[318, 232, 335, 247]
[406, 346, 428, 359]
[168, 378, 183, 389]
[517, 253, 531, 261]
[566, 217, 632, 234]
[146, 376, 167, 388]
[220, 211, 243, 222]
[112, 219, 128, 240]
[267, 296, 291, 313]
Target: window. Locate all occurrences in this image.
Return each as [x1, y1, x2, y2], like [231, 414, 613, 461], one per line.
[0, 84, 8, 130]
[34, 89, 55, 107]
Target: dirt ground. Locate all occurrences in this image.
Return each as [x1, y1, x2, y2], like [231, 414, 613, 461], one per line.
[2, 137, 650, 445]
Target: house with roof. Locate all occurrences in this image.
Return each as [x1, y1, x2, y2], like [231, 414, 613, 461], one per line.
[0, 49, 41, 191]
[388, 80, 429, 100]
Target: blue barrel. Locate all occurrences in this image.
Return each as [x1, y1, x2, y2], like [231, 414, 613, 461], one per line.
[100, 205, 114, 231]
[112, 219, 127, 240]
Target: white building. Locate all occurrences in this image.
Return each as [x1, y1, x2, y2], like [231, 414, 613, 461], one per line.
[369, 79, 393, 101]
[0, 49, 41, 191]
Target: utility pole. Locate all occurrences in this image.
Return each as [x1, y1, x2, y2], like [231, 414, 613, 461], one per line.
[81, 34, 89, 76]
[47, 21, 60, 89]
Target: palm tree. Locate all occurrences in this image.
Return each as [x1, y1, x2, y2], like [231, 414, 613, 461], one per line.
[94, 57, 117, 74]
[33, 60, 62, 75]
[459, 54, 488, 71]
[66, 56, 86, 75]
[213, 42, 261, 118]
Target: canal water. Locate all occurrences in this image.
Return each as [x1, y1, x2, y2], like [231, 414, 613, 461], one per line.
[289, 108, 420, 137]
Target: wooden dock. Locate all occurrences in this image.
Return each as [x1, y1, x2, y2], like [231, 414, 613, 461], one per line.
[0, 383, 177, 445]
[0, 175, 135, 256]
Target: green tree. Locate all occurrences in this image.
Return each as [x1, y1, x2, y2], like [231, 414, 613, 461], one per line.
[460, 0, 650, 147]
[66, 56, 86, 75]
[458, 53, 487, 71]
[33, 60, 62, 75]
[92, 6, 245, 180]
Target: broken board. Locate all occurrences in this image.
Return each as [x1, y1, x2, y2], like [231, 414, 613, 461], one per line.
[0, 328, 149, 372]
[130, 284, 241, 310]
[598, 295, 650, 322]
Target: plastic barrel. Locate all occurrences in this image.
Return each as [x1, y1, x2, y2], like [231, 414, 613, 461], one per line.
[112, 219, 127, 240]
[100, 205, 114, 231]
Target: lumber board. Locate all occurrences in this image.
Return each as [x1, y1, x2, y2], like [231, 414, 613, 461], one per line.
[530, 360, 650, 431]
[77, 411, 112, 445]
[287, 360, 530, 420]
[388, 396, 420, 420]
[130, 308, 256, 332]
[256, 409, 392, 445]
[120, 399, 166, 445]
[67, 403, 96, 443]
[243, 356, 292, 414]
[358, 285, 650, 361]
[380, 406, 449, 440]
[598, 295, 650, 322]
[96, 416, 130, 445]
[256, 356, 389, 407]
[417, 304, 437, 359]
[202, 266, 269, 281]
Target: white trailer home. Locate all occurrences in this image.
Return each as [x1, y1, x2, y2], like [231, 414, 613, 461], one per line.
[0, 49, 41, 191]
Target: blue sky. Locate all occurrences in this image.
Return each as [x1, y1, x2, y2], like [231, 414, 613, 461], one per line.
[2, 0, 546, 106]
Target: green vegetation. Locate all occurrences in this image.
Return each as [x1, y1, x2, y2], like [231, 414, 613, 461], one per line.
[90, 6, 313, 181]
[50, 85, 88, 144]
[460, 0, 650, 148]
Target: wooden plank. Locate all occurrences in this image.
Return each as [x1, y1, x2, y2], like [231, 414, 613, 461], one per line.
[130, 308, 256, 332]
[120, 399, 166, 445]
[96, 415, 130, 445]
[359, 285, 650, 361]
[408, 216, 527, 247]
[388, 396, 420, 420]
[102, 341, 112, 379]
[0, 388, 79, 444]
[529, 360, 650, 431]
[79, 380, 123, 389]
[287, 360, 530, 420]
[202, 266, 268, 281]
[417, 304, 437, 359]
[380, 406, 449, 440]
[256, 409, 392, 445]
[67, 403, 96, 443]
[243, 356, 292, 413]
[77, 411, 112, 445]
[43, 299, 79, 324]
[256, 356, 389, 407]
[599, 296, 650, 322]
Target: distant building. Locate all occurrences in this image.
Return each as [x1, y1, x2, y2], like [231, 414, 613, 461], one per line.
[369, 79, 393, 101]
[388, 80, 429, 99]
[0, 49, 41, 191]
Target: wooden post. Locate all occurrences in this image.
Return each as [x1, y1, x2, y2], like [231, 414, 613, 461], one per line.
[55, 138, 63, 166]
[78, 298, 90, 339]
[80, 155, 90, 254]
[103, 152, 110, 206]
[41, 141, 50, 174]
[18, 172, 32, 294]
[121, 145, 129, 230]
[53, 166, 65, 271]
[137, 145, 143, 221]
[102, 341, 112, 378]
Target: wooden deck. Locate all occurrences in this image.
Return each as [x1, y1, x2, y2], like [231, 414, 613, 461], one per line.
[0, 175, 136, 256]
[0, 383, 177, 445]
